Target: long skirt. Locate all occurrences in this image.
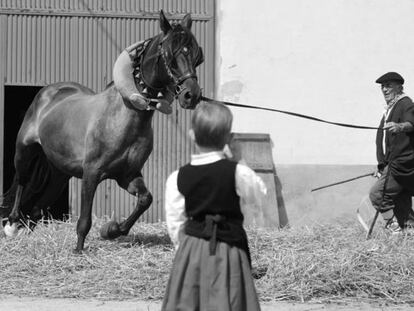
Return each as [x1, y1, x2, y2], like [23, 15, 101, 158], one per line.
[161, 234, 261, 311]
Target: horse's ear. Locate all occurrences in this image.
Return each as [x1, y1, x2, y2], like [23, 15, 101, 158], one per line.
[160, 10, 172, 34]
[181, 13, 192, 30]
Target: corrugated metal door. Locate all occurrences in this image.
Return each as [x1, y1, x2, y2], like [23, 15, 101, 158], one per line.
[0, 1, 215, 222]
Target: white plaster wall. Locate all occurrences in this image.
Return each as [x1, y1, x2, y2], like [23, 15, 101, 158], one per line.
[216, 0, 414, 165]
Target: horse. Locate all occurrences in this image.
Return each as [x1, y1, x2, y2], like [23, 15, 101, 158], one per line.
[0, 10, 204, 252]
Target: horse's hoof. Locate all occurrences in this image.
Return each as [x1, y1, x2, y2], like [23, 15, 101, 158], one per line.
[72, 248, 83, 255]
[100, 220, 122, 240]
[4, 222, 19, 237]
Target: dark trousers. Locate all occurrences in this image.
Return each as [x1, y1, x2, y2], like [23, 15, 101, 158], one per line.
[369, 166, 414, 227]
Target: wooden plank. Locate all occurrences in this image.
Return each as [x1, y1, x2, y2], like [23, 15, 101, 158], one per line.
[230, 132, 284, 228]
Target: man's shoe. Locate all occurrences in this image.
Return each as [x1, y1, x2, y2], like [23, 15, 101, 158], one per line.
[403, 221, 414, 235]
[385, 217, 402, 234]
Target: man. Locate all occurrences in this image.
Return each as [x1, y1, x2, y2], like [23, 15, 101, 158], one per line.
[369, 72, 414, 233]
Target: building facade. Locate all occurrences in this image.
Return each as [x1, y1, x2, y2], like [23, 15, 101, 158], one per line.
[215, 0, 414, 225]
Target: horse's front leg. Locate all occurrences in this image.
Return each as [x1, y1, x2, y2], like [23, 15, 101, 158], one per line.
[100, 174, 152, 239]
[75, 170, 100, 253]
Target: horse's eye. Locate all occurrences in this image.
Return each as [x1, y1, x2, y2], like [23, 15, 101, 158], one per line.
[182, 47, 189, 54]
[171, 58, 178, 68]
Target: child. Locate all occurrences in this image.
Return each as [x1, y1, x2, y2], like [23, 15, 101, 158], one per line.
[162, 102, 266, 311]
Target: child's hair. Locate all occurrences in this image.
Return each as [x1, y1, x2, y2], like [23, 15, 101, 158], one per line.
[191, 102, 233, 149]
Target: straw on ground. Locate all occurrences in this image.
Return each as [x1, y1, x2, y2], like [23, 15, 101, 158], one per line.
[1, 218, 413, 305]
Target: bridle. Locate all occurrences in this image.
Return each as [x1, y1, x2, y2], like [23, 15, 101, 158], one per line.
[136, 33, 202, 100]
[157, 34, 200, 97]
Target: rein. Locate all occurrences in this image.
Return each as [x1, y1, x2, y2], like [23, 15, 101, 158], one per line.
[201, 96, 381, 130]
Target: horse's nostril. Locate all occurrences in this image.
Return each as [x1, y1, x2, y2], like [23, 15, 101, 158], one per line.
[184, 91, 192, 100]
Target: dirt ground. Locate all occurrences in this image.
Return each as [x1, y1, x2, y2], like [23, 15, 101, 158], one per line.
[1, 296, 413, 311]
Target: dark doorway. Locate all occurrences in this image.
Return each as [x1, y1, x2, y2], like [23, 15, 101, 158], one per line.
[3, 85, 69, 220]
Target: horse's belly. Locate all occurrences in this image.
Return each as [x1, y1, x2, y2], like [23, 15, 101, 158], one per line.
[43, 150, 84, 178]
[38, 106, 95, 177]
[107, 137, 153, 180]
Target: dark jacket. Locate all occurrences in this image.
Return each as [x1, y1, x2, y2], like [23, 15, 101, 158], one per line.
[376, 96, 414, 194]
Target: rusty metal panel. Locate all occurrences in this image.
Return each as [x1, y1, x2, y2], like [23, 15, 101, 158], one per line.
[1, 1, 215, 223]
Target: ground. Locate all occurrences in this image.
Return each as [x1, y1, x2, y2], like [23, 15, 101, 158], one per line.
[1, 297, 413, 311]
[2, 222, 414, 310]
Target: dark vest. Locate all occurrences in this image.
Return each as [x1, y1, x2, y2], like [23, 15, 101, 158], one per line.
[177, 159, 251, 264]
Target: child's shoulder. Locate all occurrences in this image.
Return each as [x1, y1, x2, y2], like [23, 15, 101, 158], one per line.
[235, 162, 265, 183]
[236, 161, 255, 173]
[166, 170, 179, 183]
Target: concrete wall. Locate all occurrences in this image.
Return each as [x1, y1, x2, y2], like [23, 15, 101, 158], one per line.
[216, 0, 414, 226]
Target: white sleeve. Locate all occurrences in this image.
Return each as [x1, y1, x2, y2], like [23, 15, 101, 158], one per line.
[113, 49, 138, 100]
[165, 171, 187, 250]
[235, 163, 267, 224]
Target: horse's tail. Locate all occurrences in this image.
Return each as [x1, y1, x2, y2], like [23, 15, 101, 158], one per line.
[0, 148, 52, 220]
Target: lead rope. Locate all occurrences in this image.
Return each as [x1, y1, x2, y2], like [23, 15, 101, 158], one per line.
[201, 96, 381, 130]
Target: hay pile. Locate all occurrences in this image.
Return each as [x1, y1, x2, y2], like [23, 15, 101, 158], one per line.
[249, 222, 414, 304]
[0, 219, 173, 300]
[1, 218, 414, 304]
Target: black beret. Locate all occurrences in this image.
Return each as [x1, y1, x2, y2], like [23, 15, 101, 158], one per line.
[375, 72, 404, 85]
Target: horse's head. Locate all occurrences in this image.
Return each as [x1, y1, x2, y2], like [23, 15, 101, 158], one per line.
[158, 10, 204, 109]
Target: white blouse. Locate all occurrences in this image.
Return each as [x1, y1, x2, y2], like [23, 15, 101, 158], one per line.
[165, 151, 267, 249]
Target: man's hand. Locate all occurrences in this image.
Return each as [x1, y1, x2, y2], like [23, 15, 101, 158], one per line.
[384, 122, 403, 133]
[373, 170, 382, 178]
[384, 121, 414, 133]
[154, 98, 172, 114]
[129, 93, 149, 110]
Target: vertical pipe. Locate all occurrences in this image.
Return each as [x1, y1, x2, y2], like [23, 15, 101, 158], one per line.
[0, 14, 7, 192]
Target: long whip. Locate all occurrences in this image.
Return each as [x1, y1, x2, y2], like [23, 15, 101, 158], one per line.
[311, 172, 375, 192]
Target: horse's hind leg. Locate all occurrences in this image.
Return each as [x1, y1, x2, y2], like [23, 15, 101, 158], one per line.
[4, 185, 24, 236]
[100, 175, 152, 239]
[28, 167, 70, 228]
